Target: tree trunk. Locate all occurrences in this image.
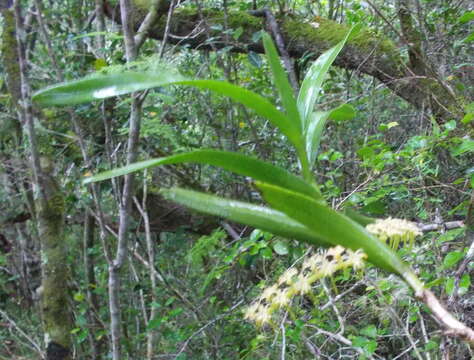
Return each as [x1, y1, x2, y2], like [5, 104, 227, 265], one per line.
[2, 2, 73, 359]
[37, 167, 72, 360]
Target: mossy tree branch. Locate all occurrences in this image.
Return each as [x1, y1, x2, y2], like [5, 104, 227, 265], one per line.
[104, 3, 465, 124]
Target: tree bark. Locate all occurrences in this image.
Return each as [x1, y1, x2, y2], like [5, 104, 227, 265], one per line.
[2, 2, 73, 359]
[104, 3, 465, 124]
[108, 1, 143, 358]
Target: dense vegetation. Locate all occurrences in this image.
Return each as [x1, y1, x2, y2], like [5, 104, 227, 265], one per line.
[0, 0, 473, 359]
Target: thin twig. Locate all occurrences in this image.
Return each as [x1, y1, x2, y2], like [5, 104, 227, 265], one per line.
[158, 0, 176, 59]
[250, 8, 299, 92]
[0, 309, 43, 357]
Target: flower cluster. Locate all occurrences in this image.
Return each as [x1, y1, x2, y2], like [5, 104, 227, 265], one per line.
[366, 217, 422, 249]
[244, 246, 367, 327]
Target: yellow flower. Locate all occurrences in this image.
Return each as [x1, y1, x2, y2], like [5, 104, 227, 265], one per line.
[293, 274, 312, 294]
[244, 302, 261, 321]
[278, 268, 298, 285]
[343, 249, 367, 270]
[254, 306, 271, 326]
[366, 217, 422, 248]
[273, 289, 292, 307]
[325, 245, 346, 262]
[261, 284, 278, 301]
[318, 257, 338, 277]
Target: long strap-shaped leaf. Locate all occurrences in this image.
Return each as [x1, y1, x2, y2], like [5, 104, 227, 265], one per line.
[83, 149, 323, 201]
[32, 73, 304, 156]
[177, 80, 303, 149]
[32, 72, 186, 106]
[305, 111, 331, 166]
[262, 33, 302, 132]
[305, 105, 357, 168]
[161, 187, 330, 248]
[297, 25, 359, 129]
[255, 181, 411, 274]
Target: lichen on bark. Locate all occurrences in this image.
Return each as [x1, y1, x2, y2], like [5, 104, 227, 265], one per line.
[38, 173, 72, 360]
[0, 7, 22, 141]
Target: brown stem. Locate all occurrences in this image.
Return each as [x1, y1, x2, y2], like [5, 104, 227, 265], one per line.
[418, 289, 474, 346]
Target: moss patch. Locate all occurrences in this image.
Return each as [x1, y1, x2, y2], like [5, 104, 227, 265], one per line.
[282, 17, 398, 56]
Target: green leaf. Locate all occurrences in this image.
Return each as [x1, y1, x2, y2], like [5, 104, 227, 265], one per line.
[452, 139, 474, 156]
[297, 25, 358, 129]
[32, 71, 185, 106]
[248, 51, 262, 68]
[343, 208, 376, 226]
[328, 103, 357, 122]
[255, 182, 409, 274]
[461, 112, 474, 124]
[178, 80, 303, 149]
[360, 325, 377, 339]
[307, 103, 358, 166]
[443, 251, 464, 269]
[33, 73, 304, 151]
[161, 187, 331, 248]
[445, 277, 455, 296]
[147, 317, 163, 331]
[459, 274, 471, 295]
[459, 11, 474, 24]
[262, 32, 302, 131]
[83, 149, 322, 200]
[305, 111, 331, 166]
[273, 240, 289, 255]
[463, 32, 474, 43]
[73, 292, 85, 302]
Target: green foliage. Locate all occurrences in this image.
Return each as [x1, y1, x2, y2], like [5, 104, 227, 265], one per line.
[36, 28, 421, 284]
[6, 2, 471, 358]
[187, 229, 226, 266]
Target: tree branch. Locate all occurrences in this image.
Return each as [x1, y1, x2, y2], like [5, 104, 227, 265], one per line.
[104, 5, 465, 123]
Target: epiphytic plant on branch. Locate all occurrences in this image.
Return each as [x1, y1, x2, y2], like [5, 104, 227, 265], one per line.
[33, 27, 474, 346]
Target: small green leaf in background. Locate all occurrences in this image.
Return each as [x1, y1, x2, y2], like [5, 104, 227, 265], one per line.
[360, 325, 378, 338]
[350, 335, 378, 355]
[233, 27, 244, 40]
[248, 51, 262, 68]
[147, 317, 163, 331]
[260, 247, 273, 259]
[249, 229, 272, 242]
[443, 251, 464, 269]
[452, 139, 474, 156]
[458, 11, 474, 24]
[73, 292, 85, 302]
[328, 103, 356, 122]
[378, 121, 399, 131]
[444, 120, 457, 131]
[461, 112, 474, 124]
[463, 32, 474, 43]
[273, 240, 289, 255]
[424, 340, 438, 351]
[93, 58, 108, 70]
[459, 274, 471, 295]
[445, 277, 455, 295]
